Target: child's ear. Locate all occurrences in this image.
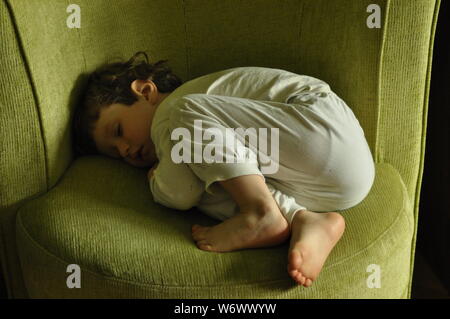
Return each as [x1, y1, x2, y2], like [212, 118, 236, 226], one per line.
[130, 79, 152, 97]
[129, 79, 140, 96]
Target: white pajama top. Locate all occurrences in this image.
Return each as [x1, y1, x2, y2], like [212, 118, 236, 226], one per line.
[148, 67, 375, 225]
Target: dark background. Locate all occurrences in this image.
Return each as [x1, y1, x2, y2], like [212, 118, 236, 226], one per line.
[415, 0, 450, 297]
[0, 2, 449, 299]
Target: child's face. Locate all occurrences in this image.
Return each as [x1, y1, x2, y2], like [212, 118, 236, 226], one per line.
[92, 80, 169, 168]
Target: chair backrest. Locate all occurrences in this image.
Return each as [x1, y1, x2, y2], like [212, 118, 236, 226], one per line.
[0, 0, 440, 297]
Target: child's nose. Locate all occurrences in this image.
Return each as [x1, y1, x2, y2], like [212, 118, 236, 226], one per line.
[117, 142, 130, 159]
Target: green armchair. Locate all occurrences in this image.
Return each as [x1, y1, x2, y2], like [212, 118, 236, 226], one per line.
[0, 0, 440, 298]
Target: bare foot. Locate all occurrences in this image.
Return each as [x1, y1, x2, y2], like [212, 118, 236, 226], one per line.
[191, 207, 290, 252]
[287, 210, 345, 287]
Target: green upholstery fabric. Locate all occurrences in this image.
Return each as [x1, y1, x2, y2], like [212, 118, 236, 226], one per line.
[17, 159, 412, 298]
[0, 0, 441, 298]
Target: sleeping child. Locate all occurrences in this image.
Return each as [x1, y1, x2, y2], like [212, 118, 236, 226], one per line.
[73, 51, 375, 288]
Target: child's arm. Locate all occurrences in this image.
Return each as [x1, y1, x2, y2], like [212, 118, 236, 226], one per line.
[218, 174, 274, 212]
[149, 129, 205, 211]
[217, 175, 306, 228]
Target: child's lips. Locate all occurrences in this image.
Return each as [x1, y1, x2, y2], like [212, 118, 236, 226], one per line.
[138, 146, 145, 160]
[140, 146, 146, 159]
[129, 146, 144, 160]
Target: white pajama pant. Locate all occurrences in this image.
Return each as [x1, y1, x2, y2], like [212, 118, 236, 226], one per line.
[194, 91, 375, 226]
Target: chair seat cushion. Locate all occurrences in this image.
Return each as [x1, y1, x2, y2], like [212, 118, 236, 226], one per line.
[16, 157, 414, 298]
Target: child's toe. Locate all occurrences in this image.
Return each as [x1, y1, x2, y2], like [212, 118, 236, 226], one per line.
[192, 228, 209, 241]
[304, 279, 313, 287]
[196, 240, 213, 251]
[299, 274, 307, 286]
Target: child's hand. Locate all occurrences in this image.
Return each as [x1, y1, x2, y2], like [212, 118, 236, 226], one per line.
[148, 161, 159, 179]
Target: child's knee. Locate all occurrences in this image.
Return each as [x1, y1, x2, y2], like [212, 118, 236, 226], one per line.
[334, 160, 375, 209]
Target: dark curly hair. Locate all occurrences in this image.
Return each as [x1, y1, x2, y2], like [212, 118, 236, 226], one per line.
[72, 51, 183, 157]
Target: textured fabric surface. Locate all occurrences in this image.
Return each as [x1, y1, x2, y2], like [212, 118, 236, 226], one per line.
[0, 0, 440, 298]
[377, 1, 441, 297]
[17, 158, 412, 298]
[0, 0, 47, 297]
